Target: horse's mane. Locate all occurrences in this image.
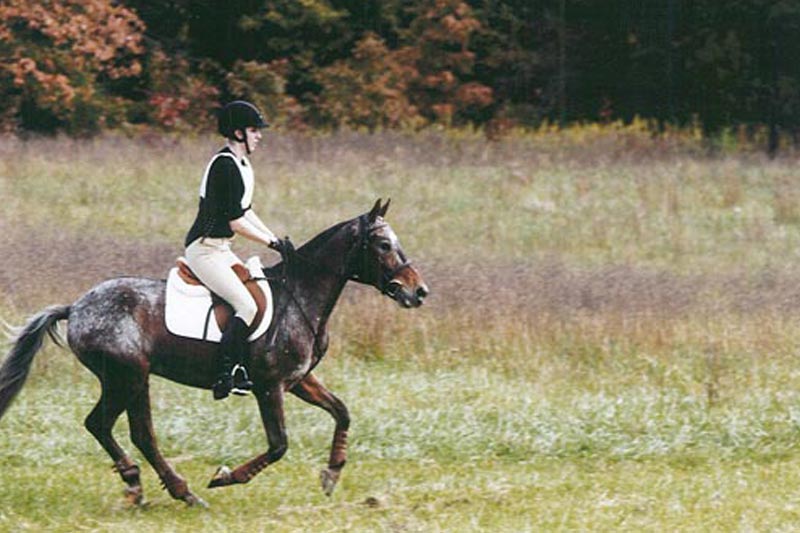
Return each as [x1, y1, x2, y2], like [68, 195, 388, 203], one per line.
[298, 218, 353, 255]
[263, 217, 356, 279]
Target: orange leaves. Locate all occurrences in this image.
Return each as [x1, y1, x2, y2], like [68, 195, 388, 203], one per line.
[314, 0, 493, 130]
[417, 0, 480, 50]
[146, 49, 219, 131]
[149, 95, 191, 128]
[0, 0, 503, 132]
[398, 0, 493, 125]
[314, 33, 421, 130]
[2, 0, 144, 59]
[0, 0, 145, 130]
[12, 58, 38, 85]
[456, 82, 494, 108]
[12, 58, 70, 93]
[11, 57, 75, 115]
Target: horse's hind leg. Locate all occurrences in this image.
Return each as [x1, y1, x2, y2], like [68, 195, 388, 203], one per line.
[290, 373, 350, 496]
[84, 378, 144, 506]
[125, 379, 207, 507]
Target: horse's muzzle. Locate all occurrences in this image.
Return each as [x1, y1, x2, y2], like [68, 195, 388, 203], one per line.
[386, 279, 429, 308]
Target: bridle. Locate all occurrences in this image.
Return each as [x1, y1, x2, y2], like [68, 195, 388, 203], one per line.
[346, 214, 414, 297]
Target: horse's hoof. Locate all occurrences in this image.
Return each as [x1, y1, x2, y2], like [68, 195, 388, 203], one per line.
[320, 468, 340, 496]
[124, 486, 145, 507]
[208, 465, 233, 488]
[184, 493, 209, 508]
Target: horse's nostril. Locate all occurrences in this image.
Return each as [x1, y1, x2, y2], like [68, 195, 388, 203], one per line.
[416, 286, 429, 300]
[386, 281, 402, 296]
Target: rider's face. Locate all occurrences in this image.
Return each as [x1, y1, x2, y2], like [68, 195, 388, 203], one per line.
[245, 127, 262, 151]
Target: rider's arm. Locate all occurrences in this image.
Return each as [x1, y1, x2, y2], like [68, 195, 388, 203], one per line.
[243, 209, 274, 238]
[230, 216, 278, 247]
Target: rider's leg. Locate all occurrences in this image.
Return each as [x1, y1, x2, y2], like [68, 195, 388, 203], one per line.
[216, 315, 254, 398]
[214, 289, 258, 398]
[185, 238, 258, 399]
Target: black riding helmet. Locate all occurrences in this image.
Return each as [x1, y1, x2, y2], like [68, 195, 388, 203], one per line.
[217, 101, 269, 152]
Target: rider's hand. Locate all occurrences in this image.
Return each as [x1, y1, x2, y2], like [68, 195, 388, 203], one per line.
[270, 237, 294, 256]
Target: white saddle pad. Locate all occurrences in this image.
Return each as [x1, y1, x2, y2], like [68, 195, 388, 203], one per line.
[164, 256, 273, 343]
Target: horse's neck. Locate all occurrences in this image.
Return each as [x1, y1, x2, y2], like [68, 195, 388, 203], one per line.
[301, 273, 345, 327]
[284, 222, 355, 333]
[284, 256, 348, 332]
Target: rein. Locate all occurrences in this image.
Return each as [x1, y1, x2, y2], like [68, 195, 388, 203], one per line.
[261, 215, 412, 360]
[270, 215, 413, 294]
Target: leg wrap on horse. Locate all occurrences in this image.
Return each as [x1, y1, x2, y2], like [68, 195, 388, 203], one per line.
[236, 445, 285, 483]
[160, 472, 190, 498]
[113, 457, 141, 485]
[113, 456, 144, 504]
[330, 430, 348, 469]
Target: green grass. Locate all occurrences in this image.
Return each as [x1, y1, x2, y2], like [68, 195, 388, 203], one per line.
[8, 455, 800, 532]
[5, 129, 800, 530]
[4, 352, 800, 531]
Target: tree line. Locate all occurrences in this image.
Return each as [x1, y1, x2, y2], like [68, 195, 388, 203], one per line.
[2, 0, 799, 148]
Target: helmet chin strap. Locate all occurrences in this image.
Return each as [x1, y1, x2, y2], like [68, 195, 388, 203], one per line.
[233, 130, 251, 155]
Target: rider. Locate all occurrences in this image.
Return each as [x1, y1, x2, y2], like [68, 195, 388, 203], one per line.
[184, 100, 280, 400]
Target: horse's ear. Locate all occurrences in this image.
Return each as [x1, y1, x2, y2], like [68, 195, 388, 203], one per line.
[368, 198, 382, 223]
[379, 198, 391, 218]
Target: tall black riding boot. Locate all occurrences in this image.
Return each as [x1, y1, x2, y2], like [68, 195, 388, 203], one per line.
[212, 316, 253, 400]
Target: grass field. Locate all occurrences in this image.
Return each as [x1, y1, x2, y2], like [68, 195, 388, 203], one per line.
[4, 127, 800, 531]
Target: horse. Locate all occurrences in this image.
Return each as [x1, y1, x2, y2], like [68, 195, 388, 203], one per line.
[0, 199, 428, 507]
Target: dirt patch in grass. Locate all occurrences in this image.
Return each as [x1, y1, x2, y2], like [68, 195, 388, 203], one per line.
[4, 224, 800, 319]
[0, 222, 176, 307]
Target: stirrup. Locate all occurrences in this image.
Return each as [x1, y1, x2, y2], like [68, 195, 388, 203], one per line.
[230, 364, 253, 396]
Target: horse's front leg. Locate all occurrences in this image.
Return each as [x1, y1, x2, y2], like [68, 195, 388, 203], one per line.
[289, 373, 350, 496]
[208, 386, 287, 488]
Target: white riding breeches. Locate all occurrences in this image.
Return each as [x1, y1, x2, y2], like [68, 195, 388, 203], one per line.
[184, 237, 257, 326]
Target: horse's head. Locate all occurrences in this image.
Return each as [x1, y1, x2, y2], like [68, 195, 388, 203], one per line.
[348, 199, 429, 308]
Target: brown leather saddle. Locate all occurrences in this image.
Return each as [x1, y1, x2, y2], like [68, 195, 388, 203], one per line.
[176, 259, 268, 337]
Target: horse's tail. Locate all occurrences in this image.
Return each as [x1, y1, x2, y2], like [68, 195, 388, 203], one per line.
[0, 305, 70, 420]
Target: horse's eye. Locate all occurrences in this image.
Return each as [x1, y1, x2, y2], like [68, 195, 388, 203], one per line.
[378, 241, 392, 253]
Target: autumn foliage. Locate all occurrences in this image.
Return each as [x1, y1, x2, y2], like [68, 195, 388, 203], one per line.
[315, 33, 420, 130]
[0, 0, 145, 132]
[0, 0, 497, 134]
[314, 1, 493, 130]
[1, 0, 798, 140]
[396, 0, 493, 125]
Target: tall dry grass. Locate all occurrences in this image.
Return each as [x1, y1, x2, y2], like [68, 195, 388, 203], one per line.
[3, 127, 800, 401]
